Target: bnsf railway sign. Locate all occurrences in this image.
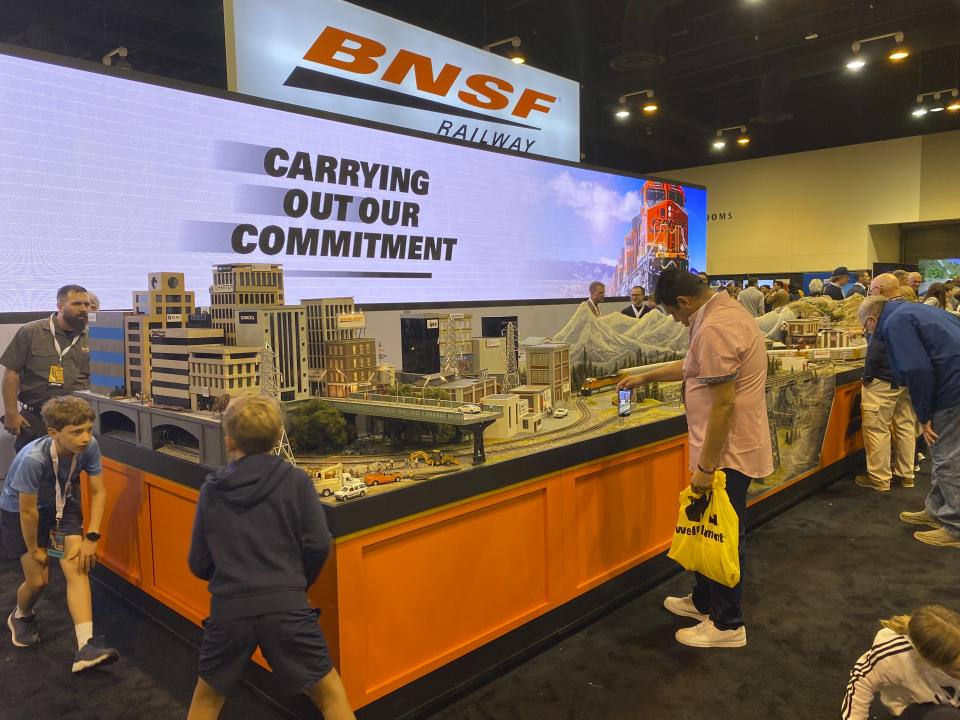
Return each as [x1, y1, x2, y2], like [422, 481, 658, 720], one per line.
[225, 0, 579, 161]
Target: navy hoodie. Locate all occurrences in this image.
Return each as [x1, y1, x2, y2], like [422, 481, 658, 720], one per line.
[188, 453, 332, 622]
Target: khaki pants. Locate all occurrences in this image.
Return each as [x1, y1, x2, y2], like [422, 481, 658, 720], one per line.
[861, 380, 916, 484]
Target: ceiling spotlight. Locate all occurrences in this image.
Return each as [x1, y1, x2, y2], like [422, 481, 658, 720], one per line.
[615, 107, 631, 119]
[508, 39, 525, 64]
[915, 88, 959, 116]
[888, 44, 909, 61]
[847, 31, 907, 70]
[619, 89, 657, 115]
[804, 32, 819, 41]
[715, 125, 749, 149]
[483, 36, 525, 65]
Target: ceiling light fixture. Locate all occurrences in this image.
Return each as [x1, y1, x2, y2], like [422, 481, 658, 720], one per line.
[102, 46, 132, 70]
[804, 32, 819, 41]
[847, 31, 906, 71]
[618, 89, 658, 116]
[915, 88, 959, 116]
[888, 43, 909, 61]
[714, 125, 749, 150]
[615, 106, 631, 119]
[482, 36, 525, 65]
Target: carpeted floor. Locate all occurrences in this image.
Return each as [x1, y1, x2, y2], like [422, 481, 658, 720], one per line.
[0, 462, 954, 720]
[425, 462, 956, 720]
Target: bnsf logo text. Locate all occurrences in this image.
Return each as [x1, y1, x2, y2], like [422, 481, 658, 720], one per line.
[303, 27, 558, 120]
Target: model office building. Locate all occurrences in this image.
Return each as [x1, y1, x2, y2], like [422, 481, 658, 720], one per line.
[524, 342, 572, 405]
[124, 272, 198, 397]
[209, 263, 285, 346]
[209, 263, 308, 402]
[303, 296, 357, 395]
[323, 337, 378, 399]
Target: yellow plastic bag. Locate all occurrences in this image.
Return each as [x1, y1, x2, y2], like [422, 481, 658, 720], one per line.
[666, 471, 741, 588]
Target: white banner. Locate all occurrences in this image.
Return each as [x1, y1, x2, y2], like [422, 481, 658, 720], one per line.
[225, 0, 580, 161]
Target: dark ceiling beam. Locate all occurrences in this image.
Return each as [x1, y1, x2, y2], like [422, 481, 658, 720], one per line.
[636, 0, 960, 97]
[582, 125, 700, 165]
[0, 4, 225, 70]
[72, 0, 223, 36]
[613, 2, 956, 90]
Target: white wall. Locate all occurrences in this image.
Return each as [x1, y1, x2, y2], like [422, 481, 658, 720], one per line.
[662, 129, 960, 275]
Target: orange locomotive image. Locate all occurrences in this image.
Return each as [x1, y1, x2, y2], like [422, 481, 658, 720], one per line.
[612, 181, 689, 296]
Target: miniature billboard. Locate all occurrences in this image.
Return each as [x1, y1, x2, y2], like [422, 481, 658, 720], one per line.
[337, 311, 366, 329]
[224, 0, 580, 162]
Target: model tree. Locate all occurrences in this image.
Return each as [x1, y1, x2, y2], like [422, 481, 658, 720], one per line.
[288, 399, 351, 453]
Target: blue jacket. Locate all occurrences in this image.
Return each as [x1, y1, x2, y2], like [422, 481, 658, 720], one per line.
[188, 453, 331, 622]
[876, 300, 960, 423]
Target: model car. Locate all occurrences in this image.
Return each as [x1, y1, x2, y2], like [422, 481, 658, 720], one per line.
[457, 404, 482, 414]
[553, 408, 569, 418]
[334, 479, 367, 501]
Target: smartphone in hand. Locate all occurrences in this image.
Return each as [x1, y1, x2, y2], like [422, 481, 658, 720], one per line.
[618, 389, 631, 417]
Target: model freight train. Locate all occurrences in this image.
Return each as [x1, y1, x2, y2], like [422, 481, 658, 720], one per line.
[612, 181, 689, 296]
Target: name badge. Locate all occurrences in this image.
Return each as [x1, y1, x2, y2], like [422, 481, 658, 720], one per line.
[48, 365, 64, 387]
[48, 527, 66, 559]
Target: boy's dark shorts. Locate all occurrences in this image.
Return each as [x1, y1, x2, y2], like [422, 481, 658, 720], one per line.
[1, 503, 84, 560]
[199, 607, 333, 696]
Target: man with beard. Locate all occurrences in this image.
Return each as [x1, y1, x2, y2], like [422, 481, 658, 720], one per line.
[2, 285, 91, 451]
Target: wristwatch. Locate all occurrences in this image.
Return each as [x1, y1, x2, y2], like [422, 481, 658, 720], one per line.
[85, 531, 101, 542]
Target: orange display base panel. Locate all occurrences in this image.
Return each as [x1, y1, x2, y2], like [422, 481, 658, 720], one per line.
[83, 380, 862, 711]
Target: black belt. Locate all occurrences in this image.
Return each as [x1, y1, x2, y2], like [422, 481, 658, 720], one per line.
[19, 403, 45, 416]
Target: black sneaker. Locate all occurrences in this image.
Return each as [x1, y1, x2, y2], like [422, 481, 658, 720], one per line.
[72, 637, 120, 673]
[7, 610, 39, 647]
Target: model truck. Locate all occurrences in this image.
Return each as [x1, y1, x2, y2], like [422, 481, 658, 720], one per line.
[409, 450, 458, 467]
[363, 471, 403, 486]
[308, 463, 347, 497]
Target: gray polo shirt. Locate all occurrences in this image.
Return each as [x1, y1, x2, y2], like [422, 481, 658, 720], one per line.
[737, 285, 765, 317]
[0, 315, 90, 408]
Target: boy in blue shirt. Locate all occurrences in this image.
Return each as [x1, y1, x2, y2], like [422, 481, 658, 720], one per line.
[0, 396, 119, 671]
[186, 395, 354, 720]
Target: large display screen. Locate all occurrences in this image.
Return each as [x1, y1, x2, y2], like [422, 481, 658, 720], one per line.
[0, 48, 705, 312]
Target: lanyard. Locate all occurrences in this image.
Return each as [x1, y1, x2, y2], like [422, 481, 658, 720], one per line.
[49, 314, 80, 363]
[49, 440, 78, 521]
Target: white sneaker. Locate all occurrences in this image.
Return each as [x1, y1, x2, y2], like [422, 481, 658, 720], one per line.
[663, 594, 709, 621]
[675, 618, 747, 648]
